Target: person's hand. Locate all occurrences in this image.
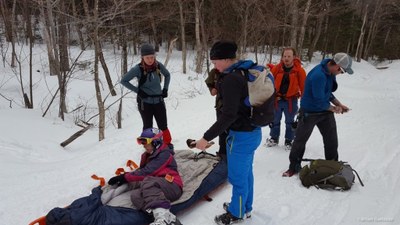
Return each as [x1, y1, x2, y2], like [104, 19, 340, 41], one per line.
[108, 174, 127, 186]
[138, 90, 149, 98]
[211, 88, 218, 96]
[340, 104, 350, 113]
[329, 105, 342, 114]
[195, 138, 209, 151]
[162, 88, 168, 98]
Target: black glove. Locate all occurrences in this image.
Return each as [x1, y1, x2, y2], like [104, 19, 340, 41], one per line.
[108, 174, 127, 186]
[162, 88, 168, 98]
[138, 90, 149, 98]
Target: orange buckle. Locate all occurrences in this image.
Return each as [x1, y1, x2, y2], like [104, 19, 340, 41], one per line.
[91, 174, 105, 187]
[115, 168, 126, 175]
[165, 174, 174, 183]
[126, 160, 139, 170]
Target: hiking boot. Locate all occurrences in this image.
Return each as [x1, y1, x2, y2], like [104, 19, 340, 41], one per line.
[222, 202, 251, 219]
[150, 208, 181, 225]
[284, 139, 292, 151]
[282, 164, 302, 177]
[214, 212, 243, 225]
[282, 169, 298, 177]
[266, 138, 279, 147]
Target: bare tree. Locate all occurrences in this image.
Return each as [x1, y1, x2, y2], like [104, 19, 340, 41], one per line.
[0, 0, 17, 67]
[178, 0, 187, 74]
[71, 0, 86, 50]
[289, 0, 299, 49]
[194, 0, 203, 74]
[363, 0, 384, 60]
[356, 4, 368, 62]
[297, 0, 312, 59]
[92, 0, 105, 141]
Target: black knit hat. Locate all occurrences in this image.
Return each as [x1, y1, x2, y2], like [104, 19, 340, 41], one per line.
[140, 44, 155, 56]
[210, 41, 237, 60]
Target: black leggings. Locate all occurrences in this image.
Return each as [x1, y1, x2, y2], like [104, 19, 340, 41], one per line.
[138, 100, 168, 130]
[289, 111, 338, 170]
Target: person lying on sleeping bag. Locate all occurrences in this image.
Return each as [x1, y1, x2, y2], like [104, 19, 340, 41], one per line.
[108, 128, 183, 225]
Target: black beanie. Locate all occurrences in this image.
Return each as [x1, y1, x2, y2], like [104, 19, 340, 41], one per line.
[210, 41, 237, 60]
[140, 44, 155, 56]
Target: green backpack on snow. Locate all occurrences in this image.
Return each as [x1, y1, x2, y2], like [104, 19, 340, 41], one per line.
[299, 159, 364, 191]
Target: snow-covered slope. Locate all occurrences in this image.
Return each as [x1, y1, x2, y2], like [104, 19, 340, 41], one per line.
[0, 45, 399, 225]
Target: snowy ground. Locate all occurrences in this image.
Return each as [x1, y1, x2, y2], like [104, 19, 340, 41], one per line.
[0, 44, 399, 225]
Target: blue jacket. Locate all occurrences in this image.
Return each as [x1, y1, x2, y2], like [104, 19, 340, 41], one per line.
[120, 61, 170, 104]
[300, 59, 337, 112]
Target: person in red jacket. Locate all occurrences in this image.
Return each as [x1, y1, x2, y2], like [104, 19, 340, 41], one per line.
[108, 128, 182, 225]
[266, 47, 306, 150]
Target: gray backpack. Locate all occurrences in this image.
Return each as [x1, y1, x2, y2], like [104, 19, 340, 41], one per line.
[299, 159, 364, 191]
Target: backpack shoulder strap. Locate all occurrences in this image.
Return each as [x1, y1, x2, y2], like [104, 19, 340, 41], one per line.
[156, 62, 162, 82]
[138, 63, 147, 89]
[352, 168, 365, 186]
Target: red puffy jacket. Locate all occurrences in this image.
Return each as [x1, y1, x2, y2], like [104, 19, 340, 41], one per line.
[269, 58, 306, 99]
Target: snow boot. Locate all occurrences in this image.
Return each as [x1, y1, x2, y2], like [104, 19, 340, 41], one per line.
[282, 164, 302, 177]
[150, 208, 182, 225]
[266, 138, 278, 147]
[284, 139, 292, 151]
[222, 202, 251, 219]
[214, 211, 243, 225]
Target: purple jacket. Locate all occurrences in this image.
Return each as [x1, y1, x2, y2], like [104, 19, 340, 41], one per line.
[124, 144, 183, 188]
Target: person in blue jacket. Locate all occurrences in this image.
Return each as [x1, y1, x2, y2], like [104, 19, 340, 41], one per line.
[120, 44, 172, 145]
[283, 53, 354, 177]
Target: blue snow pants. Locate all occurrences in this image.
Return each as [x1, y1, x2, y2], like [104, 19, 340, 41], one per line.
[226, 127, 261, 219]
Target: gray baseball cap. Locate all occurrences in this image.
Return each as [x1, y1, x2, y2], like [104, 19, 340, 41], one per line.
[333, 53, 354, 74]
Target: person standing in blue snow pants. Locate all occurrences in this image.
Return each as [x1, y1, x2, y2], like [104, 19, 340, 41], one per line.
[195, 40, 262, 225]
[226, 129, 261, 220]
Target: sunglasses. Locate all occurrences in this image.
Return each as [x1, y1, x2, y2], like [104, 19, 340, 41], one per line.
[137, 137, 153, 145]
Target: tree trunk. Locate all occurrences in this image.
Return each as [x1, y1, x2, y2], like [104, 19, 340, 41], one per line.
[200, 1, 209, 73]
[121, 26, 128, 75]
[297, 0, 312, 59]
[117, 99, 122, 129]
[308, 12, 325, 61]
[93, 0, 105, 141]
[355, 4, 368, 62]
[58, 70, 67, 120]
[71, 0, 85, 50]
[118, 25, 128, 129]
[194, 0, 203, 74]
[147, 4, 159, 51]
[23, 0, 34, 108]
[178, 0, 187, 74]
[38, 0, 60, 76]
[60, 123, 93, 147]
[289, 0, 299, 49]
[240, 3, 250, 57]
[164, 37, 178, 67]
[98, 44, 117, 96]
[2, 0, 18, 68]
[322, 4, 330, 59]
[82, 0, 92, 47]
[363, 0, 383, 60]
